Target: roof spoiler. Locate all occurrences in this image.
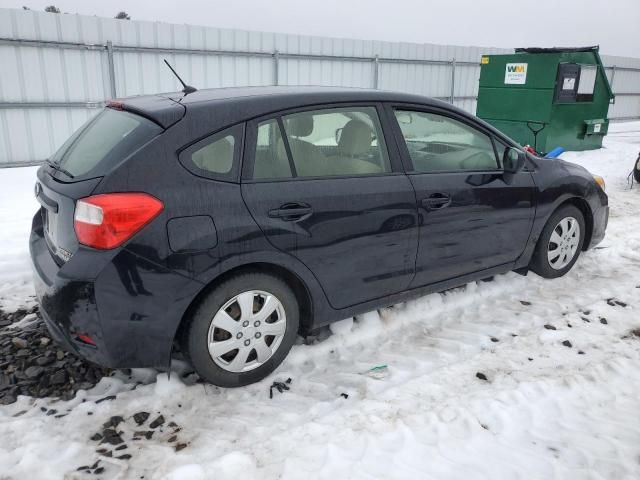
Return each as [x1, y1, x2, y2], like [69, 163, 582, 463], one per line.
[107, 96, 186, 129]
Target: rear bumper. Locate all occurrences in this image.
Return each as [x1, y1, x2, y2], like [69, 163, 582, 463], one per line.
[30, 212, 106, 364]
[30, 211, 202, 369]
[39, 303, 87, 358]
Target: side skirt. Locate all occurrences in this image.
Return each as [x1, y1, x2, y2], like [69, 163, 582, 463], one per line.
[309, 262, 516, 331]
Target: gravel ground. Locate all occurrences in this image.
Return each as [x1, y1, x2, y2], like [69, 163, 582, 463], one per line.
[0, 307, 112, 405]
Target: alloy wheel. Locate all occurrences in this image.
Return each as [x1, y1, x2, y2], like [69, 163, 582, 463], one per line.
[547, 216, 581, 270]
[207, 290, 287, 373]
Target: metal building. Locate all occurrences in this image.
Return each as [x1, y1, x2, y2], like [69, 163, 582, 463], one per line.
[0, 8, 639, 166]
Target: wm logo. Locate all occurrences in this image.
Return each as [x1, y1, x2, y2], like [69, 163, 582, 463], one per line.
[507, 65, 526, 73]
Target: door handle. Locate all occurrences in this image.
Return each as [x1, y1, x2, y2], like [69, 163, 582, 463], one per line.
[268, 203, 313, 221]
[421, 193, 451, 210]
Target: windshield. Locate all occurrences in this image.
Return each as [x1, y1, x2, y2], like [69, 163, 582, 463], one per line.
[50, 108, 162, 179]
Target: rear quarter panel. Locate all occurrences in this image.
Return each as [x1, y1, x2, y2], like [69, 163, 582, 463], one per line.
[93, 122, 332, 334]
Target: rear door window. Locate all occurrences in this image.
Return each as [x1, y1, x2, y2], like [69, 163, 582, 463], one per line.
[253, 119, 292, 179]
[52, 108, 162, 179]
[252, 106, 391, 179]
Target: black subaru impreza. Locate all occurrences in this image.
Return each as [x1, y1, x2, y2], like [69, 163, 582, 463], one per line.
[30, 86, 608, 387]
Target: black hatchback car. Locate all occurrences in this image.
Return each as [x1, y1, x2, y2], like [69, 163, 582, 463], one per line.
[30, 86, 608, 387]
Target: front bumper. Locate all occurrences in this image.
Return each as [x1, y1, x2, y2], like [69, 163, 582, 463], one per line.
[587, 203, 609, 249]
[29, 212, 202, 369]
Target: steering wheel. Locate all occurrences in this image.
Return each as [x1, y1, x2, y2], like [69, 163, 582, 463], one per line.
[460, 152, 494, 170]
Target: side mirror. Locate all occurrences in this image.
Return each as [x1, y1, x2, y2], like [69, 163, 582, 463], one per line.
[503, 147, 526, 174]
[335, 127, 343, 145]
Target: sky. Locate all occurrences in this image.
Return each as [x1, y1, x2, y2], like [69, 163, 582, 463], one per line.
[0, 0, 638, 57]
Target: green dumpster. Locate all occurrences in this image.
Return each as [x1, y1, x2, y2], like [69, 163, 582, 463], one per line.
[476, 46, 615, 152]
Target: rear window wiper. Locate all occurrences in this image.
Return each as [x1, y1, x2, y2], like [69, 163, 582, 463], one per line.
[46, 159, 75, 179]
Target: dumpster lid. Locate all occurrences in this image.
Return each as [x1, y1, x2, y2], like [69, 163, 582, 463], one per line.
[515, 46, 599, 54]
[513, 45, 614, 101]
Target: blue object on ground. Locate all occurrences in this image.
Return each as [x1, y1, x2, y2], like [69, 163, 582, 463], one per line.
[545, 147, 565, 158]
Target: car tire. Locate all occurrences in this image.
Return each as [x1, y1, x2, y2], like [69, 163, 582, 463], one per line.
[634, 154, 640, 183]
[529, 205, 586, 279]
[182, 272, 299, 387]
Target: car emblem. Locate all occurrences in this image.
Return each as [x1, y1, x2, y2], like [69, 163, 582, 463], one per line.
[34, 182, 41, 198]
[58, 246, 72, 262]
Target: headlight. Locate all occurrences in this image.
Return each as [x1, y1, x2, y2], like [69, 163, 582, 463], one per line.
[592, 174, 606, 192]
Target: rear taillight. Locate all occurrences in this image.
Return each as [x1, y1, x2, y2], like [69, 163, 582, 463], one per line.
[76, 333, 96, 346]
[106, 100, 125, 110]
[74, 193, 163, 249]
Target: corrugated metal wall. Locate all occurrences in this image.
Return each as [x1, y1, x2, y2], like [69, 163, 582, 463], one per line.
[601, 54, 640, 121]
[1, 8, 639, 166]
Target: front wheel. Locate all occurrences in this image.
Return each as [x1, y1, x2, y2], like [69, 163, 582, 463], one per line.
[182, 273, 299, 387]
[529, 205, 585, 279]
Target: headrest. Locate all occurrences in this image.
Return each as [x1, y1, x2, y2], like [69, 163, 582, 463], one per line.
[338, 120, 373, 156]
[286, 115, 314, 137]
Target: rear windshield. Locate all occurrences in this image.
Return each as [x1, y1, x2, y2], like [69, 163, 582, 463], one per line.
[50, 108, 162, 179]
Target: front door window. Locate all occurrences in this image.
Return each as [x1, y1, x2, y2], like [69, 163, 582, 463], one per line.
[394, 110, 499, 172]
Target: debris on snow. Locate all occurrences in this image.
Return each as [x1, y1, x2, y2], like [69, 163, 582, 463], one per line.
[362, 364, 389, 379]
[101, 428, 124, 446]
[103, 415, 124, 429]
[82, 412, 186, 473]
[269, 378, 292, 398]
[149, 414, 165, 429]
[133, 411, 150, 425]
[175, 442, 188, 452]
[95, 395, 117, 404]
[623, 328, 640, 339]
[606, 298, 628, 308]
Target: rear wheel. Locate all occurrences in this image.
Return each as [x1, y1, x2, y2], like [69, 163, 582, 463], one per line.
[530, 205, 585, 279]
[182, 273, 299, 387]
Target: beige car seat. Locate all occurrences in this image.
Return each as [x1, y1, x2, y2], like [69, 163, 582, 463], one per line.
[282, 115, 329, 177]
[330, 120, 383, 175]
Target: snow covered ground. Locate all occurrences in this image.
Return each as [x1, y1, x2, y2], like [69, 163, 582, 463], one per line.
[1, 123, 639, 479]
